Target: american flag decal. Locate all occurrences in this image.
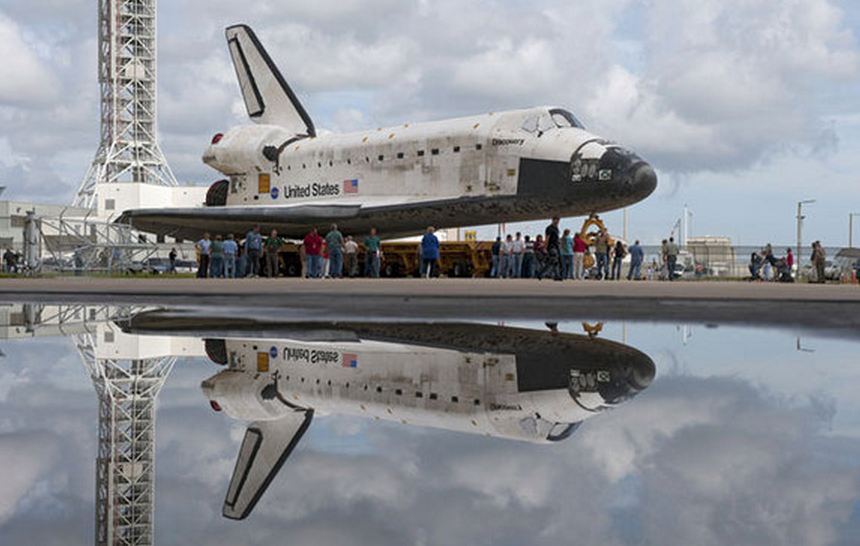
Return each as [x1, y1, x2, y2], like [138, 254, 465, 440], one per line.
[342, 353, 358, 368]
[343, 178, 359, 194]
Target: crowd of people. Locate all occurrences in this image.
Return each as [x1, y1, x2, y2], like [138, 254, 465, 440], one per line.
[749, 244, 794, 282]
[192, 224, 385, 279]
[748, 241, 836, 283]
[2, 249, 21, 275]
[188, 221, 854, 283]
[189, 218, 668, 281]
[487, 217, 653, 281]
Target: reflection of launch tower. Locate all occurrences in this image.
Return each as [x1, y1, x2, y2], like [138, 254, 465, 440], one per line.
[76, 317, 182, 546]
[0, 305, 202, 545]
[76, 0, 177, 209]
[80, 347, 174, 546]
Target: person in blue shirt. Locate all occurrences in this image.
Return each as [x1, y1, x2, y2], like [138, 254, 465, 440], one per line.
[560, 229, 574, 279]
[627, 240, 645, 281]
[222, 234, 239, 278]
[420, 226, 440, 278]
[244, 225, 263, 277]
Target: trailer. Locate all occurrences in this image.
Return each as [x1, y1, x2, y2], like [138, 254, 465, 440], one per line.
[268, 240, 493, 278]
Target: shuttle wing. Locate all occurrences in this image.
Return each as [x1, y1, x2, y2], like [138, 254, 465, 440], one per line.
[225, 24, 315, 136]
[223, 409, 314, 520]
[118, 203, 361, 240]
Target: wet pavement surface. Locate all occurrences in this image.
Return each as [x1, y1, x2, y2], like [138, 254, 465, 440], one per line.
[1, 301, 859, 545]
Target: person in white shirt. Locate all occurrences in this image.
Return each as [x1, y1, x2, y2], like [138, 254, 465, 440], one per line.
[344, 235, 359, 277]
[511, 232, 525, 278]
[195, 233, 211, 278]
[500, 234, 513, 279]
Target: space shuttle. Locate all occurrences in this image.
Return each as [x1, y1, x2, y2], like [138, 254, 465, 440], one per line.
[126, 313, 655, 520]
[121, 24, 657, 240]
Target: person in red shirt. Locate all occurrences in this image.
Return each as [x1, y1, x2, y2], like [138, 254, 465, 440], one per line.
[572, 232, 588, 280]
[785, 248, 794, 280]
[303, 228, 323, 278]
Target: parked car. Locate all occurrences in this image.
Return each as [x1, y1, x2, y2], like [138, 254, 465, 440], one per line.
[141, 257, 196, 274]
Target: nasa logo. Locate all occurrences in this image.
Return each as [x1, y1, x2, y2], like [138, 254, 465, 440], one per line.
[269, 346, 278, 359]
[270, 187, 280, 199]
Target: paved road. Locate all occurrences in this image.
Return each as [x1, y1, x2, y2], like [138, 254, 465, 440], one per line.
[1, 276, 858, 300]
[2, 278, 858, 335]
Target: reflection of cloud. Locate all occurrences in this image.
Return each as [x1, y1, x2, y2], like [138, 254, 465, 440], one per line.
[0, 432, 60, 523]
[584, 376, 859, 546]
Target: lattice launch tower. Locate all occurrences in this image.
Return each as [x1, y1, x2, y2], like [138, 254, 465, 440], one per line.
[76, 0, 177, 209]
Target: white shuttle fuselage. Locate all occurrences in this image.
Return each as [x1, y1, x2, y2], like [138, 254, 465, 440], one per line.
[122, 25, 657, 240]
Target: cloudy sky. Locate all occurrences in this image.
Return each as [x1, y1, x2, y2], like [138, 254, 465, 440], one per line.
[0, 0, 858, 245]
[1, 318, 860, 545]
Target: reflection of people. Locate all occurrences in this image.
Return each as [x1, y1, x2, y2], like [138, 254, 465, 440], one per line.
[421, 226, 440, 278]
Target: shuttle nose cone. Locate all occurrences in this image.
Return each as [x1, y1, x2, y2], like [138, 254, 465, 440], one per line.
[631, 163, 657, 201]
[628, 354, 656, 390]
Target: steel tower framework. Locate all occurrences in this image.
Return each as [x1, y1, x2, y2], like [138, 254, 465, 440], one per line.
[77, 330, 175, 546]
[76, 0, 177, 209]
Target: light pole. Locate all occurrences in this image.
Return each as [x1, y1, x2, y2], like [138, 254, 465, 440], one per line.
[850, 213, 860, 248]
[796, 200, 815, 274]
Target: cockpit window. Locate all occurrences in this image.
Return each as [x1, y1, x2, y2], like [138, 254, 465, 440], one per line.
[522, 109, 586, 134]
[549, 108, 585, 129]
[521, 115, 539, 133]
[538, 114, 556, 133]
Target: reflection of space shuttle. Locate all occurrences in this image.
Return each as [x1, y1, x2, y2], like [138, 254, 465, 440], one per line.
[128, 314, 655, 520]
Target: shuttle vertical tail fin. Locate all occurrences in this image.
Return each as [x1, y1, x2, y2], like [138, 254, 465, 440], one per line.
[223, 409, 314, 520]
[225, 24, 316, 136]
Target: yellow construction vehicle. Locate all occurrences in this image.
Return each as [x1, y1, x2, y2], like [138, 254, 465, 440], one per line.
[578, 214, 614, 269]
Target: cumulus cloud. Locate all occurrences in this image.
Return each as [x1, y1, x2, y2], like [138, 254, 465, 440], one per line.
[588, 0, 860, 171]
[0, 12, 60, 106]
[0, 0, 857, 204]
